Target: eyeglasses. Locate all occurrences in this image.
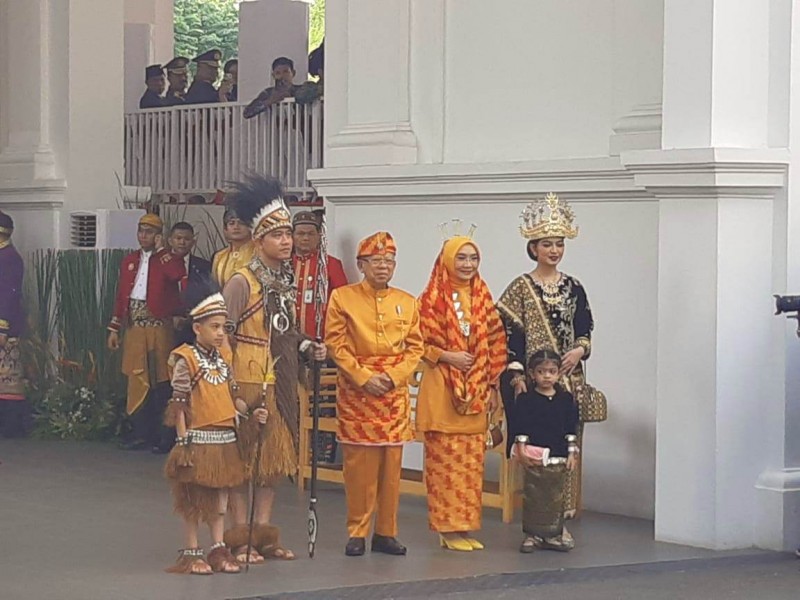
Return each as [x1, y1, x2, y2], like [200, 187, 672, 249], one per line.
[362, 257, 396, 267]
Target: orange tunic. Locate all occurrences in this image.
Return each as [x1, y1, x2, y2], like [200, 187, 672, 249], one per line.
[212, 241, 255, 288]
[169, 344, 236, 429]
[416, 284, 486, 435]
[325, 280, 424, 445]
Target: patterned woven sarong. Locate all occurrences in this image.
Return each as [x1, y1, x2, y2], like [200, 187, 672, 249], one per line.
[424, 432, 484, 532]
[336, 354, 413, 445]
[0, 338, 24, 400]
[522, 463, 568, 538]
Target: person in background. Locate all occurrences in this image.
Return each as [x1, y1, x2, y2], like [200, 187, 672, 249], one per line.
[211, 207, 256, 288]
[223, 59, 238, 102]
[107, 214, 186, 452]
[243, 57, 301, 119]
[0, 212, 28, 438]
[295, 40, 325, 105]
[163, 57, 190, 106]
[185, 49, 233, 105]
[291, 209, 348, 464]
[169, 221, 212, 347]
[291, 210, 348, 341]
[139, 64, 166, 109]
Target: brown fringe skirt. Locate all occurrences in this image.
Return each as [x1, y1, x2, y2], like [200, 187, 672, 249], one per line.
[237, 382, 297, 487]
[164, 428, 246, 522]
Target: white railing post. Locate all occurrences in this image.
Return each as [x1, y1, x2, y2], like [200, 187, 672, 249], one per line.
[124, 99, 324, 203]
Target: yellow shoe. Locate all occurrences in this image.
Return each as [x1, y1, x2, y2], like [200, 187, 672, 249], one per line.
[439, 534, 473, 552]
[462, 536, 484, 550]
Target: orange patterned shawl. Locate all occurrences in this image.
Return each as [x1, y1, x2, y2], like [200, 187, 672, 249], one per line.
[418, 237, 507, 415]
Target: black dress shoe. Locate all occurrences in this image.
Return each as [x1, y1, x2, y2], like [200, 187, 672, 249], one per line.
[345, 537, 366, 556]
[119, 439, 147, 451]
[371, 534, 407, 555]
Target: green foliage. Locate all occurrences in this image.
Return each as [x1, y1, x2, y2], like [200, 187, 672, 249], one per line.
[174, 0, 240, 63]
[23, 249, 128, 440]
[309, 0, 325, 52]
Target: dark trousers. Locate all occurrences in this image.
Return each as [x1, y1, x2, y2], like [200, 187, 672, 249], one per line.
[128, 382, 172, 446]
[0, 399, 30, 438]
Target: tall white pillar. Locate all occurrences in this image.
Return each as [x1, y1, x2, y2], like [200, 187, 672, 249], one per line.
[325, 0, 418, 167]
[622, 0, 791, 550]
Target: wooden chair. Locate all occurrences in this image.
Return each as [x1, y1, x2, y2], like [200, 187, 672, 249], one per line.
[297, 365, 521, 523]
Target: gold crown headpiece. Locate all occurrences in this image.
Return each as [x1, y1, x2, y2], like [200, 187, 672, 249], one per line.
[519, 193, 578, 241]
[437, 219, 477, 241]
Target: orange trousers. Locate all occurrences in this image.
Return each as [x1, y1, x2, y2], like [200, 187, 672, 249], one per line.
[342, 444, 403, 538]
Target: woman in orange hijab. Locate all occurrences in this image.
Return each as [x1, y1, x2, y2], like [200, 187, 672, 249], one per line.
[417, 234, 507, 551]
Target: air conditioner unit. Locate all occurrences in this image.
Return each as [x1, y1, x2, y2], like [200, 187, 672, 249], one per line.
[69, 209, 145, 249]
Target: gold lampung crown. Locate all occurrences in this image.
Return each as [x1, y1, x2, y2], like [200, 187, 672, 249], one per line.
[519, 193, 578, 241]
[437, 219, 477, 241]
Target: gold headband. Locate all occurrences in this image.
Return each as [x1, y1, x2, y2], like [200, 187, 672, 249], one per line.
[189, 293, 228, 321]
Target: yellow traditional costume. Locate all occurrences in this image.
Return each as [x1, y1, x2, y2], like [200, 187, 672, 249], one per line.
[163, 291, 247, 574]
[325, 232, 424, 545]
[211, 240, 255, 288]
[416, 235, 506, 544]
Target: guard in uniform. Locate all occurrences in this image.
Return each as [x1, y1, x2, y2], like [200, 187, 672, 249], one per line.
[107, 214, 187, 451]
[325, 232, 424, 557]
[185, 49, 229, 105]
[163, 57, 190, 106]
[139, 64, 166, 109]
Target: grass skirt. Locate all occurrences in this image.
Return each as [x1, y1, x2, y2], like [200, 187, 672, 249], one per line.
[164, 428, 246, 522]
[237, 382, 297, 487]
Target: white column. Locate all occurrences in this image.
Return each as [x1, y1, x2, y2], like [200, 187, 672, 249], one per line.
[0, 0, 61, 186]
[325, 0, 418, 167]
[621, 0, 790, 550]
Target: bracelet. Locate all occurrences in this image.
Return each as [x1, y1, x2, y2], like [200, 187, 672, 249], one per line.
[175, 435, 191, 447]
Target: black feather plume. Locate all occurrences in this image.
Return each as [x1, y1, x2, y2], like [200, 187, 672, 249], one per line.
[181, 275, 222, 314]
[226, 173, 284, 229]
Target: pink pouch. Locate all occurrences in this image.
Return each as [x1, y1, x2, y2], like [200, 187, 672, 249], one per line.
[511, 443, 551, 465]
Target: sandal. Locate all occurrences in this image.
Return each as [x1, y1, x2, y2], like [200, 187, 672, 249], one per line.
[260, 544, 296, 560]
[519, 536, 536, 554]
[207, 543, 241, 574]
[232, 545, 265, 565]
[534, 534, 574, 552]
[165, 548, 213, 575]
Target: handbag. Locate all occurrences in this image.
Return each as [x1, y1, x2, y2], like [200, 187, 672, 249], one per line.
[485, 392, 505, 449]
[572, 370, 608, 423]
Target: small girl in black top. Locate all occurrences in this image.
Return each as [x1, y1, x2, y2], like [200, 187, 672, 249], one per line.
[507, 349, 579, 553]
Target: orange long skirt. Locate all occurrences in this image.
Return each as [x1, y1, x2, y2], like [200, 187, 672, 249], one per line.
[423, 432, 485, 533]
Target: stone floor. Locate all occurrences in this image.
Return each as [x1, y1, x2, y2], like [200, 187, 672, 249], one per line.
[0, 439, 776, 600]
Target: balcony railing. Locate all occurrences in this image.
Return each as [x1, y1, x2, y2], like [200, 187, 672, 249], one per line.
[124, 99, 323, 203]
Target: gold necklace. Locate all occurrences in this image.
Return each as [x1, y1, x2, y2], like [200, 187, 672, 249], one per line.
[532, 272, 564, 307]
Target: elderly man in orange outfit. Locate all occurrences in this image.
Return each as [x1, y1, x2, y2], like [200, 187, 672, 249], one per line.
[325, 231, 424, 557]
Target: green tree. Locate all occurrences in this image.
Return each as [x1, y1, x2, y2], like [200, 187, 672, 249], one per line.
[174, 0, 240, 62]
[309, 0, 325, 51]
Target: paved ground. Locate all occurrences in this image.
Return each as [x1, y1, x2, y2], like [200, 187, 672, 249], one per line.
[0, 439, 793, 600]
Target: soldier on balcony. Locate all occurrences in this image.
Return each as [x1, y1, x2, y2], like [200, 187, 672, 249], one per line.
[163, 57, 190, 106]
[139, 64, 166, 109]
[185, 49, 233, 105]
[107, 214, 187, 452]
